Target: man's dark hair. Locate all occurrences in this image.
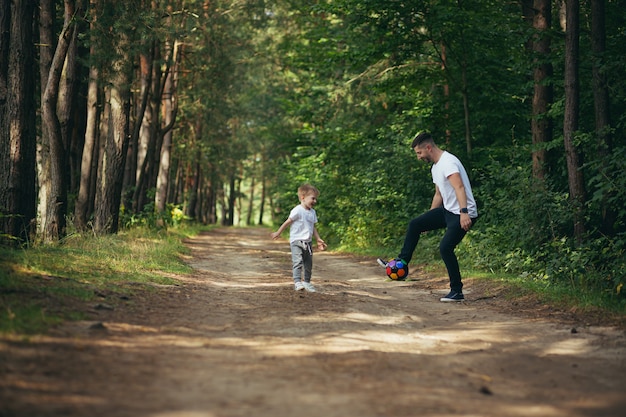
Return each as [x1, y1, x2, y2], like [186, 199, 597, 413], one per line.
[411, 132, 434, 148]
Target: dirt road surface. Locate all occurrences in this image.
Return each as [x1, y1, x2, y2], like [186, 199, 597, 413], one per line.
[2, 227, 625, 417]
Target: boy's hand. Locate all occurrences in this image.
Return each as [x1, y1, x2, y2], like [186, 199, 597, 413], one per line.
[270, 232, 280, 240]
[317, 240, 327, 251]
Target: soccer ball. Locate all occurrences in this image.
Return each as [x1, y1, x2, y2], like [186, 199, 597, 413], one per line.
[385, 258, 409, 280]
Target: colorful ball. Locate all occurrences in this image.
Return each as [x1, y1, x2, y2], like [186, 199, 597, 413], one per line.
[385, 258, 409, 280]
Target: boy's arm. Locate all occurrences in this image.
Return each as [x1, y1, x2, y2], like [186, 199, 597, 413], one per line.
[313, 226, 327, 250]
[271, 218, 293, 239]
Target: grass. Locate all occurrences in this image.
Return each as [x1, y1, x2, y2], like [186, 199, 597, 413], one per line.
[0, 224, 205, 334]
[341, 232, 626, 320]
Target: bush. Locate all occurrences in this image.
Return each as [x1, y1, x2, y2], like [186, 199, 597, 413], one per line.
[461, 155, 626, 299]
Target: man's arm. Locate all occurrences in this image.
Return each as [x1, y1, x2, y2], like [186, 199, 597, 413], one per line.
[448, 173, 472, 231]
[430, 185, 443, 210]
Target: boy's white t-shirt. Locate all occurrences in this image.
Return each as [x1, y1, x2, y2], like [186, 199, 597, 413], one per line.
[288, 204, 318, 243]
[431, 151, 478, 218]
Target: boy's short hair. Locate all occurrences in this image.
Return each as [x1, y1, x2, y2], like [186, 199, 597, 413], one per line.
[298, 183, 320, 199]
[411, 131, 434, 148]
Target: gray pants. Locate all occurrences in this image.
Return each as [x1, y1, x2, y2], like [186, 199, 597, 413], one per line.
[290, 241, 312, 283]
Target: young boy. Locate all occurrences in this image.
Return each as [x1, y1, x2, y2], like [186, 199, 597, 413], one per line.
[271, 184, 327, 292]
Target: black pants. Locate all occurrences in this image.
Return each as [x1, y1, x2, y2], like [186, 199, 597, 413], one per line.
[398, 207, 476, 293]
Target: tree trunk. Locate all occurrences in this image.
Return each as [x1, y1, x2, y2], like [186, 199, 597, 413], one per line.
[0, 0, 37, 244]
[236, 176, 242, 226]
[75, 15, 100, 231]
[37, 0, 54, 237]
[219, 181, 228, 226]
[258, 169, 266, 226]
[57, 5, 80, 188]
[186, 158, 201, 220]
[94, 33, 131, 234]
[133, 44, 162, 214]
[123, 41, 154, 212]
[460, 66, 472, 156]
[440, 44, 451, 143]
[563, 0, 585, 241]
[155, 41, 181, 216]
[75, 0, 101, 231]
[40, 0, 76, 242]
[0, 1, 8, 215]
[169, 159, 180, 206]
[591, 0, 615, 235]
[185, 123, 202, 220]
[530, 0, 553, 180]
[229, 175, 238, 226]
[456, 2, 472, 156]
[246, 173, 255, 226]
[204, 165, 218, 225]
[203, 171, 216, 225]
[591, 0, 611, 148]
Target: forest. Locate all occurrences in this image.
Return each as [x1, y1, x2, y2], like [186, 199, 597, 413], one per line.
[1, 0, 625, 298]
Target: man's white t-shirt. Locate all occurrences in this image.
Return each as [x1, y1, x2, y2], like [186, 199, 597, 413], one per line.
[288, 205, 318, 243]
[431, 151, 478, 218]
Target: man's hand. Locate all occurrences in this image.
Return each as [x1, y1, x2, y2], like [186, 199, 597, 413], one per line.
[460, 213, 472, 231]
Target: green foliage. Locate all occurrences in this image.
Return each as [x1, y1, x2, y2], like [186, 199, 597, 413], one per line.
[260, 0, 626, 306]
[458, 154, 626, 300]
[586, 145, 626, 233]
[121, 188, 157, 228]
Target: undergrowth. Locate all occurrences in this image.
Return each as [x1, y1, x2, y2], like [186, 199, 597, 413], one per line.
[0, 224, 204, 334]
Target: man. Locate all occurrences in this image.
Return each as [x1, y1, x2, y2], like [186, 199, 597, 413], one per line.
[378, 132, 478, 302]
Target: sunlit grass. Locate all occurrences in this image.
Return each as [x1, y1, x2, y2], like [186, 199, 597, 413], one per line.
[339, 232, 626, 318]
[20, 228, 195, 285]
[460, 268, 626, 321]
[0, 224, 206, 334]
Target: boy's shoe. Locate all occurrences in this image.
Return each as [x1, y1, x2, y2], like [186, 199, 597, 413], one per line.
[302, 282, 316, 292]
[440, 291, 464, 302]
[294, 281, 305, 291]
[377, 258, 388, 268]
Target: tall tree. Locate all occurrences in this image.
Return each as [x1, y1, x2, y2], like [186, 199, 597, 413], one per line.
[37, 0, 54, 237]
[0, 0, 37, 244]
[155, 40, 181, 216]
[74, 0, 101, 231]
[528, 0, 553, 180]
[590, 0, 615, 235]
[122, 40, 154, 214]
[563, 0, 585, 240]
[40, 0, 79, 242]
[93, 10, 132, 234]
[58, 1, 85, 197]
[132, 43, 162, 215]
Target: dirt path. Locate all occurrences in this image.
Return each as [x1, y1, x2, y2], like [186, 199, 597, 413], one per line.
[2, 227, 626, 417]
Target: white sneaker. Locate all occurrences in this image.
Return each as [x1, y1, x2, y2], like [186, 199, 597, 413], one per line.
[302, 282, 316, 292]
[294, 281, 305, 291]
